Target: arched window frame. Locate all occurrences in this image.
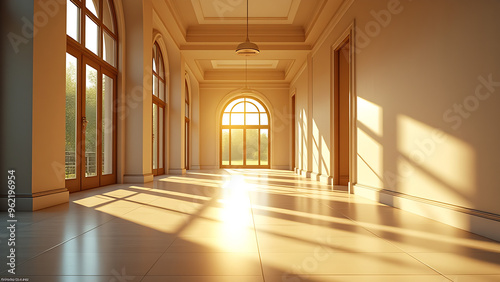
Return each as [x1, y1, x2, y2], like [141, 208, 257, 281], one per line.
[152, 41, 166, 175]
[220, 96, 270, 168]
[66, 0, 118, 71]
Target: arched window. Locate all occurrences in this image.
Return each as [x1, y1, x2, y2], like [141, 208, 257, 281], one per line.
[65, 0, 118, 191]
[221, 97, 270, 168]
[152, 42, 166, 175]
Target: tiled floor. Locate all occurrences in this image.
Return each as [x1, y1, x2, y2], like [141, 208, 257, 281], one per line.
[2, 169, 500, 281]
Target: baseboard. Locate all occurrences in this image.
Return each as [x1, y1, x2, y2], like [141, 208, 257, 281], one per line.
[190, 165, 201, 170]
[333, 185, 348, 192]
[298, 169, 312, 178]
[271, 165, 291, 170]
[123, 173, 154, 183]
[169, 169, 186, 175]
[310, 171, 333, 185]
[354, 184, 500, 242]
[199, 165, 219, 170]
[0, 188, 69, 211]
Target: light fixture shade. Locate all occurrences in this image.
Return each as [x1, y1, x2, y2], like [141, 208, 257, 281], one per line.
[236, 39, 260, 56]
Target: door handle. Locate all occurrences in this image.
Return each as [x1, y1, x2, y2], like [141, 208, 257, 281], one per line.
[82, 117, 88, 130]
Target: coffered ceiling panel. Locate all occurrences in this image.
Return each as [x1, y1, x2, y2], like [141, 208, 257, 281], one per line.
[191, 0, 300, 24]
[160, 0, 350, 84]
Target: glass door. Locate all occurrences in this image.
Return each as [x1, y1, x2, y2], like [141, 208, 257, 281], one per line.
[81, 58, 100, 189]
[65, 51, 116, 191]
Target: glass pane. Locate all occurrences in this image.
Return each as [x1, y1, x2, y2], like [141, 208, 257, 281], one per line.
[159, 81, 165, 101]
[85, 64, 98, 177]
[231, 113, 244, 125]
[246, 113, 259, 125]
[222, 113, 230, 125]
[102, 74, 113, 175]
[231, 129, 243, 166]
[103, 31, 116, 67]
[86, 0, 99, 17]
[65, 53, 78, 179]
[185, 103, 189, 118]
[153, 57, 157, 72]
[153, 104, 158, 170]
[159, 107, 164, 169]
[246, 102, 259, 112]
[222, 129, 229, 166]
[224, 98, 243, 113]
[260, 129, 269, 165]
[159, 54, 164, 78]
[85, 16, 99, 55]
[260, 113, 268, 125]
[66, 1, 80, 42]
[246, 129, 259, 166]
[102, 0, 115, 33]
[153, 75, 158, 96]
[232, 102, 244, 113]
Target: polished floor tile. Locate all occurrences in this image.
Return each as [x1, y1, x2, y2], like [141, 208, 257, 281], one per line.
[147, 252, 262, 275]
[2, 169, 500, 282]
[261, 252, 437, 276]
[141, 276, 264, 282]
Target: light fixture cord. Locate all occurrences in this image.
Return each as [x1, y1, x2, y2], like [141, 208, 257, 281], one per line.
[245, 56, 248, 89]
[246, 0, 249, 40]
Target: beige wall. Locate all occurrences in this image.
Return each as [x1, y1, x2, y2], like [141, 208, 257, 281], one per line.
[31, 0, 68, 207]
[199, 86, 290, 169]
[292, 0, 500, 239]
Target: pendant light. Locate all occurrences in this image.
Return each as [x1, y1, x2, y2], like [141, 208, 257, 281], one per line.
[236, 0, 260, 56]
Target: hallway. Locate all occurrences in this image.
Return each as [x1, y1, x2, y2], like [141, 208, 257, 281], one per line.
[2, 170, 500, 281]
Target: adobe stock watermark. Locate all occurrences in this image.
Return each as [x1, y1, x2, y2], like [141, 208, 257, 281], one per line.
[355, 0, 413, 54]
[273, 105, 294, 134]
[109, 267, 135, 282]
[384, 129, 447, 189]
[212, 0, 244, 18]
[281, 236, 336, 282]
[443, 73, 500, 130]
[7, 0, 65, 54]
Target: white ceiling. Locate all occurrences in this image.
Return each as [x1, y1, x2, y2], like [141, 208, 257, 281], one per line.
[159, 0, 347, 85]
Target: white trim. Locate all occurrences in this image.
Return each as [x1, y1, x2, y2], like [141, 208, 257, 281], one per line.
[311, 0, 355, 57]
[169, 169, 187, 175]
[124, 174, 154, 183]
[354, 184, 500, 242]
[330, 21, 357, 192]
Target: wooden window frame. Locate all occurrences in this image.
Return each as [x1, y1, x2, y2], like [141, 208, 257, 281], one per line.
[220, 97, 271, 169]
[152, 42, 166, 176]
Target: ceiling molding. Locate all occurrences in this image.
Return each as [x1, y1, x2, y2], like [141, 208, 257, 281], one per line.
[200, 82, 290, 89]
[311, 0, 355, 56]
[186, 25, 305, 43]
[180, 44, 312, 51]
[210, 60, 280, 70]
[204, 70, 286, 81]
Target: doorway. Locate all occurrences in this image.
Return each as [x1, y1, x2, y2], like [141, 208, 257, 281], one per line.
[333, 37, 351, 186]
[65, 50, 117, 192]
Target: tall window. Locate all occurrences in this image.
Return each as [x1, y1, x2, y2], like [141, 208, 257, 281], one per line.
[185, 80, 190, 170]
[221, 97, 270, 168]
[152, 42, 166, 175]
[65, 0, 118, 192]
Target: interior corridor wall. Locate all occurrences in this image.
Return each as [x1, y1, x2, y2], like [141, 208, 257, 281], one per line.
[199, 86, 290, 170]
[292, 0, 500, 240]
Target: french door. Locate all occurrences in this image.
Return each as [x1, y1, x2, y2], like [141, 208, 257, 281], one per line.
[65, 47, 116, 192]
